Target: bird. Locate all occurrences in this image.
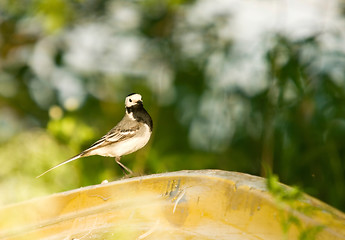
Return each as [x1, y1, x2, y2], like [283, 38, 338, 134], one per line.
[37, 93, 153, 178]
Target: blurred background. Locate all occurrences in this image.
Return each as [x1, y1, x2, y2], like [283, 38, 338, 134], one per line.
[0, 0, 344, 212]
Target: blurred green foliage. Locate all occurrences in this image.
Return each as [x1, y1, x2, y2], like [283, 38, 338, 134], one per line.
[47, 117, 95, 150]
[0, 0, 345, 214]
[266, 170, 324, 240]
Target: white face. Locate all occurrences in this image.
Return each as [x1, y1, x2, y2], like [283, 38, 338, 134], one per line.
[125, 93, 143, 107]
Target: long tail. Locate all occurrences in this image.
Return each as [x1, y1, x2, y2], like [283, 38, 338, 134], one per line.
[36, 153, 83, 178]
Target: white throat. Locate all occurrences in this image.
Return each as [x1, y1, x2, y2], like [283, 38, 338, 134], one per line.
[127, 111, 135, 120]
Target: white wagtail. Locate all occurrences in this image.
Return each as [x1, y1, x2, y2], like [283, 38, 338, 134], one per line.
[37, 93, 153, 178]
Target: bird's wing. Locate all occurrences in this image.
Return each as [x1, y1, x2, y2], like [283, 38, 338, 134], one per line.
[85, 124, 140, 151]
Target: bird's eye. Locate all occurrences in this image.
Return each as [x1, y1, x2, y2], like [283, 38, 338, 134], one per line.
[129, 99, 132, 102]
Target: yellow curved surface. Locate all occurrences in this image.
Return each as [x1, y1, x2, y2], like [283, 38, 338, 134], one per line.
[0, 170, 344, 239]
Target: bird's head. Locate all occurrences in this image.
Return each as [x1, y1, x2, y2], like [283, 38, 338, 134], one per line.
[125, 93, 143, 108]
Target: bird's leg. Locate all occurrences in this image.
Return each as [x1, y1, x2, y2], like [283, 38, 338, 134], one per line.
[115, 157, 133, 175]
